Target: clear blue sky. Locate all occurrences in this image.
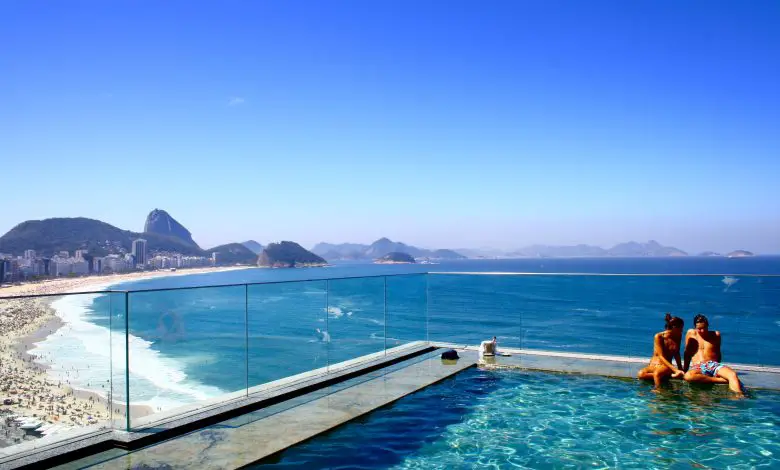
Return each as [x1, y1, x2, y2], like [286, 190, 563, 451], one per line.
[2, 1, 779, 253]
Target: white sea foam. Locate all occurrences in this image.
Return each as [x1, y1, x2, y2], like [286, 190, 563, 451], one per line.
[327, 306, 353, 319]
[30, 292, 224, 411]
[315, 328, 331, 343]
[722, 276, 739, 292]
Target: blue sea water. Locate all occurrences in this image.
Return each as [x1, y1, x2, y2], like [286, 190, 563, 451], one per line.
[30, 257, 780, 416]
[252, 368, 780, 469]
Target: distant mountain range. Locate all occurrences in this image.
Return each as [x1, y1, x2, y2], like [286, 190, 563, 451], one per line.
[312, 238, 466, 260]
[509, 240, 688, 258]
[0, 212, 760, 265]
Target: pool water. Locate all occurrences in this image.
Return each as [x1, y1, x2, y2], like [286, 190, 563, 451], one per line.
[254, 369, 780, 469]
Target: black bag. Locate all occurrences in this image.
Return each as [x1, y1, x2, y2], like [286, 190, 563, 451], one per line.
[441, 349, 459, 360]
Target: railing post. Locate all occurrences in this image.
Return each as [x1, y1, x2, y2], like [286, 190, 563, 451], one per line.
[425, 273, 430, 345]
[383, 276, 387, 356]
[124, 291, 130, 432]
[245, 283, 249, 396]
[325, 279, 330, 374]
[108, 292, 113, 430]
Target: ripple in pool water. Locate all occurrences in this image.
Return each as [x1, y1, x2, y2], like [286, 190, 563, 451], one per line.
[253, 369, 780, 469]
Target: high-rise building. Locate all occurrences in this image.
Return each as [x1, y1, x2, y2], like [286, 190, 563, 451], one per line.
[132, 239, 147, 267]
[24, 249, 36, 259]
[92, 257, 103, 273]
[75, 249, 88, 260]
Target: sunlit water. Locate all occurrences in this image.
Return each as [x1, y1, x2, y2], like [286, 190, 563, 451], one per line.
[255, 369, 780, 469]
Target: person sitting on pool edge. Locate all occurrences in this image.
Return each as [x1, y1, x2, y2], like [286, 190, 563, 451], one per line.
[637, 313, 685, 389]
[683, 314, 745, 396]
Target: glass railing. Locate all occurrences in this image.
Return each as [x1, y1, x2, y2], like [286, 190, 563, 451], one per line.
[1, 271, 777, 462]
[0, 290, 123, 457]
[427, 273, 780, 370]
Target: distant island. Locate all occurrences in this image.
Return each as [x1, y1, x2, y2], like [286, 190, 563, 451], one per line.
[697, 251, 722, 257]
[374, 252, 416, 264]
[312, 238, 466, 261]
[727, 250, 754, 258]
[258, 241, 327, 268]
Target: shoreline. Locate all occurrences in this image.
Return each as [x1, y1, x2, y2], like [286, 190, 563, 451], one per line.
[0, 265, 254, 298]
[0, 266, 251, 444]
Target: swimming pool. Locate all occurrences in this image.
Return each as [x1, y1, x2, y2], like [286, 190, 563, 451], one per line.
[254, 369, 780, 469]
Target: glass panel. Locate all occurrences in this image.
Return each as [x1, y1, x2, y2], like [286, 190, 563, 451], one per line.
[326, 277, 386, 369]
[0, 291, 114, 456]
[107, 292, 129, 430]
[247, 281, 328, 390]
[127, 286, 246, 430]
[385, 274, 428, 350]
[427, 274, 526, 349]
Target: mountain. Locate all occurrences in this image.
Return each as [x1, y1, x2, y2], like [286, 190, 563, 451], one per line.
[311, 242, 369, 259]
[258, 241, 327, 267]
[208, 243, 258, 265]
[312, 238, 466, 260]
[374, 252, 416, 264]
[144, 209, 199, 248]
[365, 238, 425, 258]
[727, 250, 754, 258]
[510, 244, 607, 258]
[242, 240, 264, 254]
[0, 217, 204, 257]
[607, 240, 687, 257]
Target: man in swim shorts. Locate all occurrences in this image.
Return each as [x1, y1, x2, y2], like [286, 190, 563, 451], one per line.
[683, 314, 745, 396]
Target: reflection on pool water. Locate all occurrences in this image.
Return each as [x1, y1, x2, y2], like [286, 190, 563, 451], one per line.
[255, 369, 780, 469]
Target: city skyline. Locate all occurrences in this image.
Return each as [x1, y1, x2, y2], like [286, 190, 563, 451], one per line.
[2, 2, 779, 254]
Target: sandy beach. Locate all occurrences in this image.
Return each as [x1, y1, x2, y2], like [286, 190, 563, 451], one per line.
[0, 266, 250, 447]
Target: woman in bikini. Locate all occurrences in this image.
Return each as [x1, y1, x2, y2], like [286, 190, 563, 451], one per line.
[637, 313, 685, 389]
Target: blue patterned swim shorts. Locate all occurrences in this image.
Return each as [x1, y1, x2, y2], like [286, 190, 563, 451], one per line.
[698, 361, 724, 377]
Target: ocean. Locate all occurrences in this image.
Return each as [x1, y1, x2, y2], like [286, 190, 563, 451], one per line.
[29, 257, 780, 416]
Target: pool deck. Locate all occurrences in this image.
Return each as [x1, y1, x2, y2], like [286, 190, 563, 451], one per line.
[52, 350, 478, 470]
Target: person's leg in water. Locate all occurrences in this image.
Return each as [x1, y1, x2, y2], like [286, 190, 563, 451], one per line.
[684, 367, 729, 386]
[715, 366, 745, 395]
[638, 364, 674, 389]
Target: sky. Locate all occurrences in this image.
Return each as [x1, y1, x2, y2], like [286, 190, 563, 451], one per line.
[2, 1, 779, 254]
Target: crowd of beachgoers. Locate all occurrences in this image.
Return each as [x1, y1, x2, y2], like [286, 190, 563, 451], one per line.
[0, 267, 246, 448]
